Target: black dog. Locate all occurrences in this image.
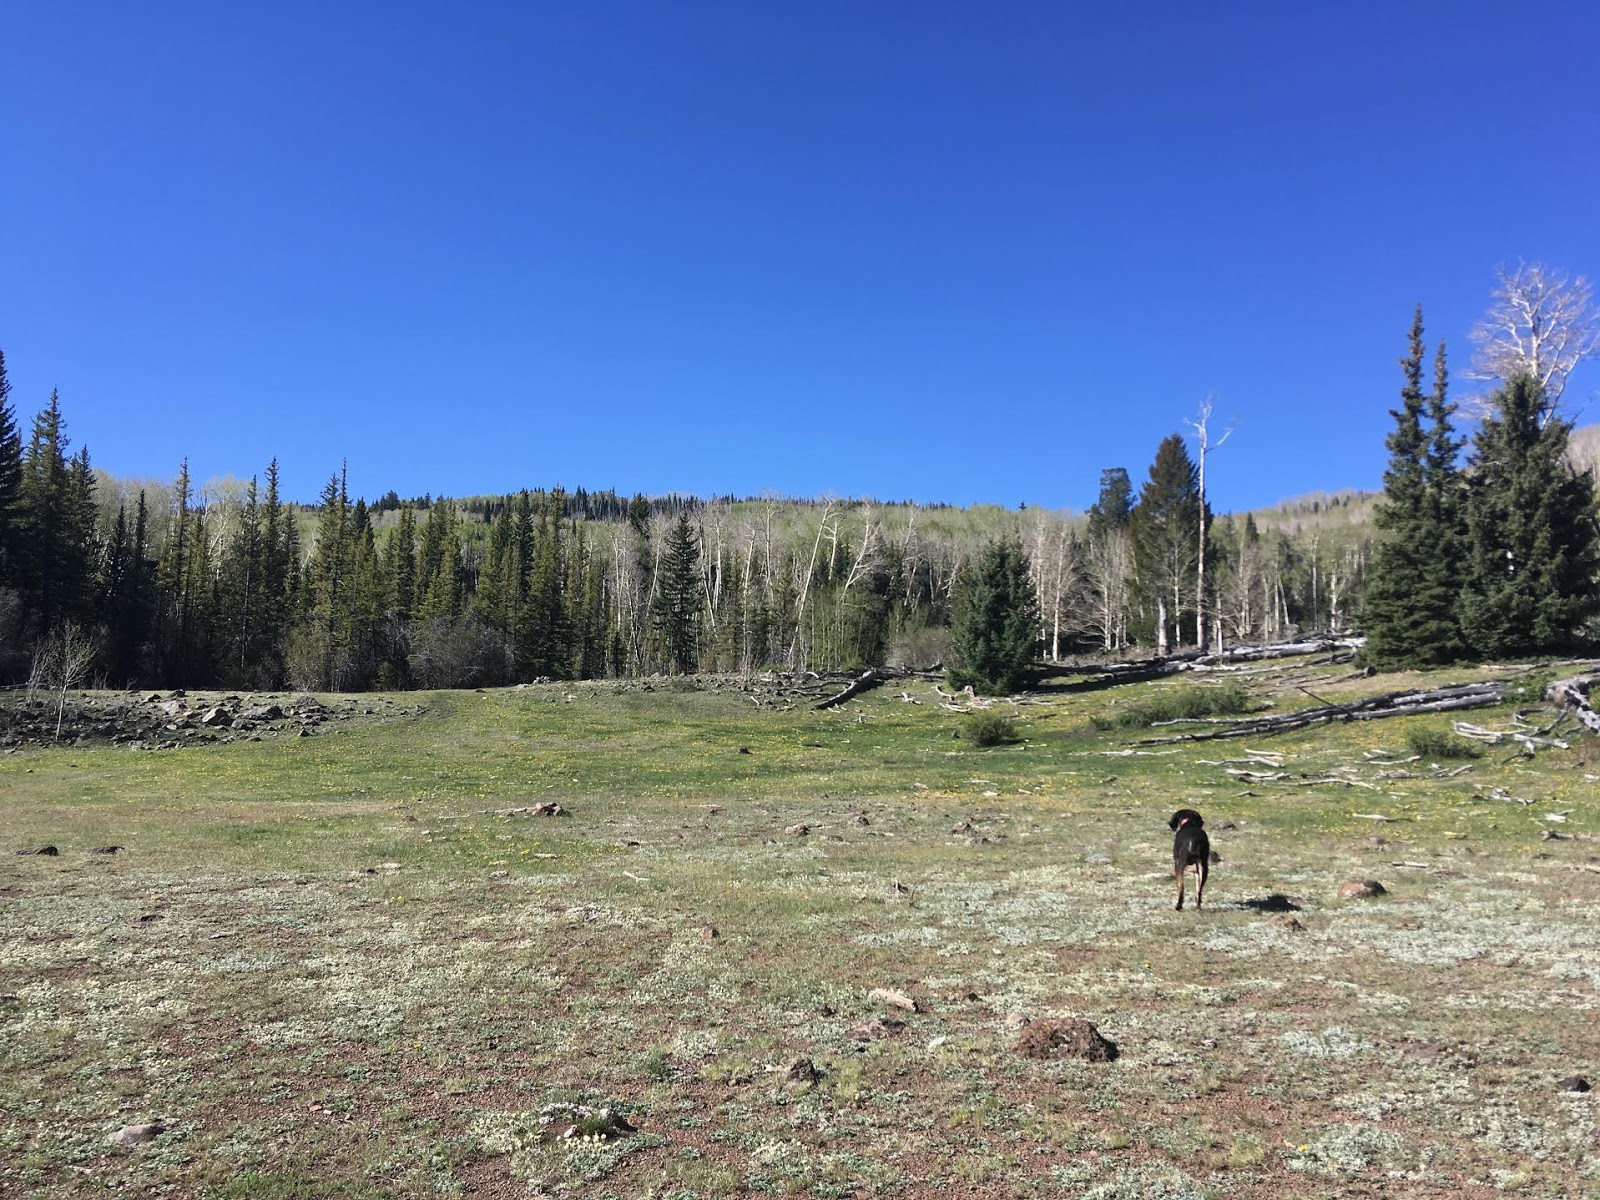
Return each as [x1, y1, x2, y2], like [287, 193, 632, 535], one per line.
[1169, 809, 1210, 911]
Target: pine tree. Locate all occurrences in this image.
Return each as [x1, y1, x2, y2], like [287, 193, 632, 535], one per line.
[257, 459, 295, 687]
[100, 492, 155, 684]
[1087, 467, 1133, 544]
[1362, 309, 1466, 667]
[1456, 374, 1599, 657]
[0, 350, 22, 588]
[389, 504, 418, 625]
[1131, 435, 1203, 654]
[16, 391, 97, 632]
[652, 513, 702, 674]
[304, 467, 354, 688]
[949, 537, 1040, 694]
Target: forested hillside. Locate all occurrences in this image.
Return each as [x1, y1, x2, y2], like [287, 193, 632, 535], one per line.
[6, 263, 1596, 692]
[0, 350, 1371, 692]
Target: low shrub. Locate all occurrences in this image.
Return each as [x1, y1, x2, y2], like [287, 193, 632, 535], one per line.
[963, 711, 1021, 746]
[1405, 728, 1483, 760]
[1091, 683, 1254, 730]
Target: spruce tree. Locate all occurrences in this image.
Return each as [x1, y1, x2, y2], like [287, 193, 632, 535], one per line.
[1456, 374, 1599, 657]
[17, 390, 96, 631]
[652, 513, 702, 674]
[304, 467, 353, 687]
[0, 350, 22, 588]
[1362, 309, 1466, 667]
[949, 537, 1039, 694]
[1131, 435, 1203, 654]
[1086, 467, 1133, 544]
[389, 504, 418, 625]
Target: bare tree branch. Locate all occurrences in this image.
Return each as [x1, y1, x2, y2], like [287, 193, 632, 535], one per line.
[1468, 262, 1600, 412]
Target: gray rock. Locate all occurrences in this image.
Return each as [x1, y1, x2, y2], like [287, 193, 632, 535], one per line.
[108, 1121, 165, 1146]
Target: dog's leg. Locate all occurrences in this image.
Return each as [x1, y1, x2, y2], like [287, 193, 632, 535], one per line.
[1195, 860, 1208, 911]
[1173, 865, 1185, 911]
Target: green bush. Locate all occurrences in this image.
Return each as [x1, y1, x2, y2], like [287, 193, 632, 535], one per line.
[1090, 683, 1254, 730]
[962, 711, 1021, 746]
[1405, 728, 1483, 760]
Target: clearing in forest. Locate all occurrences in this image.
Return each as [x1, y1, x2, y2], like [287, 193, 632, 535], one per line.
[2, 652, 1597, 1198]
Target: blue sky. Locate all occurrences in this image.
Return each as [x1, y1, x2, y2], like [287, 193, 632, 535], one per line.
[3, 2, 1597, 513]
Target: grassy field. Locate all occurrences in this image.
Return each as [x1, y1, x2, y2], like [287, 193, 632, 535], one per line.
[3, 657, 1599, 1199]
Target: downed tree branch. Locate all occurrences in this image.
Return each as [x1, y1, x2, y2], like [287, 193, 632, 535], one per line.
[815, 667, 885, 710]
[1131, 681, 1505, 745]
[1546, 675, 1600, 735]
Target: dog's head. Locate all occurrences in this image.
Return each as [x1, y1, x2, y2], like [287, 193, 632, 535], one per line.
[1169, 809, 1204, 832]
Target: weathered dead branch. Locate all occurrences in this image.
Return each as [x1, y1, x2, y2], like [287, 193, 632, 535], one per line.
[1131, 680, 1505, 745]
[815, 667, 885, 710]
[1546, 675, 1600, 734]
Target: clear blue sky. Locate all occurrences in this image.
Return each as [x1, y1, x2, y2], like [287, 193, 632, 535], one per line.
[3, 2, 1597, 513]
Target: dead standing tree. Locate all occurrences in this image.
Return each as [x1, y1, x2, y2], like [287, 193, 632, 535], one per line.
[1468, 262, 1600, 417]
[33, 622, 101, 741]
[1185, 397, 1232, 653]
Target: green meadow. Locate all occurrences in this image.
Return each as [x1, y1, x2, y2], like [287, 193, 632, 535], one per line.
[3, 657, 1598, 1198]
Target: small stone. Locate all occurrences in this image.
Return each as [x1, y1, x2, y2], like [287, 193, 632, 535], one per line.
[1557, 1075, 1591, 1093]
[1086, 853, 1112, 866]
[88, 845, 122, 854]
[530, 802, 568, 817]
[1275, 915, 1305, 932]
[108, 1121, 166, 1146]
[1208, 850, 1223, 864]
[868, 987, 918, 1012]
[1011, 1016, 1119, 1063]
[852, 812, 870, 826]
[16, 845, 58, 856]
[737, 746, 751, 755]
[489, 870, 509, 879]
[1216, 820, 1237, 831]
[785, 823, 810, 836]
[699, 925, 719, 940]
[951, 820, 977, 835]
[784, 1057, 822, 1088]
[199, 707, 233, 728]
[1338, 879, 1387, 899]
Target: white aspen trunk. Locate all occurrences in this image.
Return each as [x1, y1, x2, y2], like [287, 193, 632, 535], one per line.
[1157, 593, 1169, 656]
[788, 504, 833, 668]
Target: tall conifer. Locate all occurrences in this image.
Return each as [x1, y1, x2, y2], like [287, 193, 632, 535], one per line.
[0, 350, 22, 587]
[1362, 309, 1466, 667]
[652, 513, 702, 674]
[1456, 374, 1599, 657]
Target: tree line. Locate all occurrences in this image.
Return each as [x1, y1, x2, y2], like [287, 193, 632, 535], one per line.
[40, 258, 1600, 695]
[0, 354, 1376, 692]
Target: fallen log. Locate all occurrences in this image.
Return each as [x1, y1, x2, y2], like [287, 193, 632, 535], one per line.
[815, 667, 886, 710]
[1131, 680, 1505, 745]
